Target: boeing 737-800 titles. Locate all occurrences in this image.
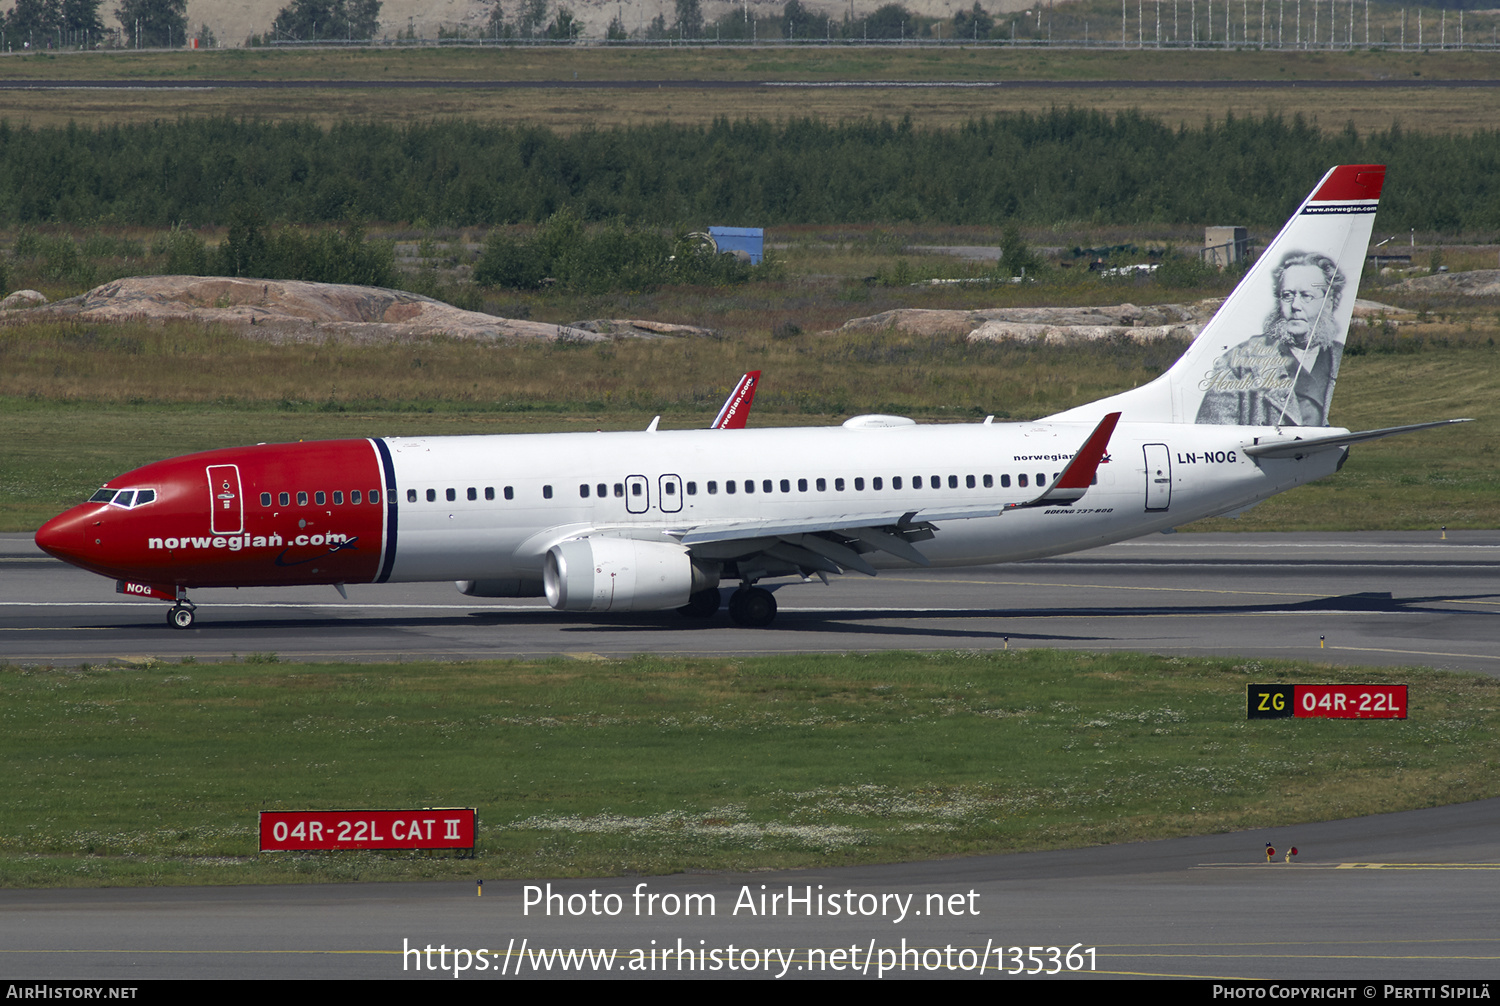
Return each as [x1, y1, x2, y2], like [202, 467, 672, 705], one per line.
[35, 166, 1467, 628]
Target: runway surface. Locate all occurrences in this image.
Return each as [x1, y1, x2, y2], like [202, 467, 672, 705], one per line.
[4, 531, 1499, 673]
[6, 531, 1499, 980]
[6, 77, 1500, 90]
[3, 797, 1499, 979]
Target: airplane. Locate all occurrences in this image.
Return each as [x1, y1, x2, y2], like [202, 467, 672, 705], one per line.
[35, 165, 1469, 630]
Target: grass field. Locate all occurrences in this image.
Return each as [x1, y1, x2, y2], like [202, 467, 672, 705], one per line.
[1, 650, 1491, 888]
[3, 47, 1500, 132]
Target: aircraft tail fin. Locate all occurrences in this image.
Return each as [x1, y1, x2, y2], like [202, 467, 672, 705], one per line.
[711, 371, 761, 429]
[1049, 165, 1385, 428]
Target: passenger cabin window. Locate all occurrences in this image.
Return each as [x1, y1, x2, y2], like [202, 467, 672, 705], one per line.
[280, 492, 290, 507]
[762, 480, 773, 494]
[297, 491, 308, 506]
[965, 475, 975, 489]
[446, 488, 456, 502]
[467, 487, 477, 501]
[744, 481, 754, 494]
[1018, 474, 1029, 488]
[352, 490, 362, 504]
[408, 489, 418, 503]
[598, 483, 608, 497]
[580, 484, 590, 498]
[665, 483, 676, 496]
[686, 482, 697, 495]
[426, 489, 436, 502]
[948, 476, 958, 489]
[873, 477, 883, 490]
[835, 478, 845, 491]
[982, 475, 993, 488]
[726, 481, 737, 494]
[913, 476, 923, 489]
[797, 479, 807, 492]
[780, 479, 790, 493]
[315, 491, 326, 505]
[333, 491, 344, 505]
[542, 485, 553, 499]
[485, 488, 495, 501]
[707, 481, 718, 494]
[369, 490, 380, 504]
[1000, 475, 1011, 488]
[504, 487, 514, 500]
[893, 477, 903, 490]
[816, 478, 826, 492]
[854, 477, 865, 491]
[261, 492, 272, 507]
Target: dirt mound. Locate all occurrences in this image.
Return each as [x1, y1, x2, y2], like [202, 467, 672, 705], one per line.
[833, 297, 1408, 344]
[569, 319, 719, 338]
[1388, 270, 1500, 297]
[833, 301, 1219, 344]
[22, 276, 608, 343]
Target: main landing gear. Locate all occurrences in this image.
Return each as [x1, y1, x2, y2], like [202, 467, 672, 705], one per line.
[727, 586, 777, 628]
[678, 586, 778, 626]
[167, 602, 196, 630]
[678, 588, 723, 619]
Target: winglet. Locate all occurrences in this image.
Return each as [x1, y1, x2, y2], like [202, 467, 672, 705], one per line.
[1009, 412, 1121, 509]
[711, 371, 761, 429]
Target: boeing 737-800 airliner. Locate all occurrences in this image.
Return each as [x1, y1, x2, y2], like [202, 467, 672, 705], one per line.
[34, 165, 1466, 628]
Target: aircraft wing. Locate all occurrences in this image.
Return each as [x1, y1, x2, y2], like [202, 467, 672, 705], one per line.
[669, 413, 1120, 576]
[1243, 419, 1472, 459]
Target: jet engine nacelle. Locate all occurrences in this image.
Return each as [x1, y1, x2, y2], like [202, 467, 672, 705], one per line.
[543, 537, 715, 612]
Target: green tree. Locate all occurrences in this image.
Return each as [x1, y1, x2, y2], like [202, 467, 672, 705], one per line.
[673, 0, 701, 37]
[61, 0, 103, 35]
[952, 2, 992, 38]
[515, 0, 546, 36]
[999, 223, 1040, 278]
[270, 0, 379, 39]
[7, 0, 62, 41]
[544, 4, 575, 39]
[782, 0, 829, 38]
[857, 3, 912, 38]
[114, 0, 185, 46]
[605, 11, 626, 38]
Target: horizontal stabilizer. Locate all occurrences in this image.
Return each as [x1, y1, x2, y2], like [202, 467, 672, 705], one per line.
[1007, 412, 1121, 509]
[1243, 419, 1472, 459]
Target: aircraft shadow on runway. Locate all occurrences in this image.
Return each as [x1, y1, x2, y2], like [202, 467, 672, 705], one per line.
[61, 587, 1499, 647]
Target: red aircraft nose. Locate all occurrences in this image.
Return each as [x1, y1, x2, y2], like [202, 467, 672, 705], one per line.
[35, 505, 104, 569]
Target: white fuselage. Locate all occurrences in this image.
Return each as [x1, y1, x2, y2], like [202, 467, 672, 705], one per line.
[381, 419, 1345, 583]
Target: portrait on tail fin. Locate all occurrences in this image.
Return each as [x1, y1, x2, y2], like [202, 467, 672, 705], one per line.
[1195, 251, 1347, 427]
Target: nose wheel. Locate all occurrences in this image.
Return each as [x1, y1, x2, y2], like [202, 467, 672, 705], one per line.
[167, 604, 196, 630]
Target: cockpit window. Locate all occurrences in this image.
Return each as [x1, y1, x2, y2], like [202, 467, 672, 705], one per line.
[94, 488, 157, 509]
